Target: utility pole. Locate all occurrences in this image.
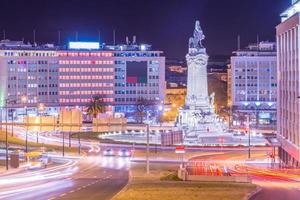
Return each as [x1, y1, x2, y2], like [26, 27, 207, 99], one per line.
[146, 111, 150, 174]
[247, 115, 251, 159]
[5, 100, 8, 170]
[58, 30, 61, 45]
[113, 29, 116, 45]
[3, 30, 5, 40]
[78, 133, 81, 156]
[62, 132, 65, 157]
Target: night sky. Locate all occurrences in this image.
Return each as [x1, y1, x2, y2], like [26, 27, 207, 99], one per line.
[0, 0, 290, 59]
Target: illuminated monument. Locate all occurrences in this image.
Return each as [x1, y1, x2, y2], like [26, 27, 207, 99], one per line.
[178, 20, 226, 141]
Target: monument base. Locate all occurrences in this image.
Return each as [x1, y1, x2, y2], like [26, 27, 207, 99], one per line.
[178, 104, 228, 141]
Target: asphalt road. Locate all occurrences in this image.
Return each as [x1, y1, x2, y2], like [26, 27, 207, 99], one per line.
[0, 156, 129, 200]
[250, 187, 300, 200]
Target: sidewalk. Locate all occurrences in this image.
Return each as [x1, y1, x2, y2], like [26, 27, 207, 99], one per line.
[0, 163, 28, 176]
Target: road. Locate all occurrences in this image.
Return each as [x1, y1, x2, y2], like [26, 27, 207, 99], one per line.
[4, 126, 300, 200]
[250, 187, 300, 200]
[189, 151, 300, 200]
[0, 155, 129, 200]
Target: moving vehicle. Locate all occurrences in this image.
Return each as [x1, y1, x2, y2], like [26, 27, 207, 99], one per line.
[26, 151, 49, 170]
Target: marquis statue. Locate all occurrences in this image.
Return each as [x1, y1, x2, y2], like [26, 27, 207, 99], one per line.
[189, 20, 205, 51]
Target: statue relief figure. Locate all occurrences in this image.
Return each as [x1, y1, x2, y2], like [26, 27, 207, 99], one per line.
[189, 20, 205, 50]
[210, 92, 215, 107]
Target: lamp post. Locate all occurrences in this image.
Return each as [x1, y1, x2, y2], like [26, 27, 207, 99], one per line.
[37, 103, 45, 143]
[297, 96, 300, 166]
[21, 96, 28, 153]
[4, 98, 15, 170]
[146, 110, 150, 174]
[5, 100, 8, 170]
[247, 115, 251, 159]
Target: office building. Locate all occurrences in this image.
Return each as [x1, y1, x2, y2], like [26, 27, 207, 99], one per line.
[230, 41, 277, 133]
[277, 0, 300, 167]
[0, 39, 165, 118]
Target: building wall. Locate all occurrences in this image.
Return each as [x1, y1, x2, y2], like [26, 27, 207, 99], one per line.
[0, 50, 59, 108]
[230, 45, 277, 133]
[276, 13, 300, 167]
[227, 65, 232, 107]
[0, 48, 165, 116]
[58, 51, 115, 106]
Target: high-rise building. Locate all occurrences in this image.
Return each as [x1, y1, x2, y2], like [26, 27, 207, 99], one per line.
[230, 41, 277, 134]
[0, 39, 165, 118]
[276, 0, 300, 167]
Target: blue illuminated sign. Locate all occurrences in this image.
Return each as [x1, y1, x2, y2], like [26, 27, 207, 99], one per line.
[69, 42, 100, 50]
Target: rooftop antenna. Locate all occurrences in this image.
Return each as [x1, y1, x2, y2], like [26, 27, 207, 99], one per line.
[237, 35, 241, 50]
[98, 30, 101, 42]
[113, 29, 116, 45]
[75, 31, 78, 41]
[133, 35, 136, 45]
[33, 29, 36, 46]
[58, 30, 61, 45]
[2, 30, 5, 40]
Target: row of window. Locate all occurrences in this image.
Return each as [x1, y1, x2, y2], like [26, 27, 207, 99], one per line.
[235, 68, 274, 72]
[38, 91, 58, 95]
[59, 60, 114, 65]
[59, 83, 114, 88]
[59, 98, 113, 103]
[235, 83, 277, 87]
[236, 97, 276, 101]
[115, 96, 159, 102]
[59, 75, 114, 80]
[59, 90, 113, 95]
[115, 90, 159, 95]
[115, 98, 137, 102]
[115, 83, 158, 87]
[58, 52, 113, 57]
[59, 67, 114, 73]
[4, 52, 56, 57]
[7, 60, 51, 65]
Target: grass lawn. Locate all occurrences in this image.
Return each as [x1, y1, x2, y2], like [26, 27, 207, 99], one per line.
[114, 182, 256, 200]
[0, 130, 78, 153]
[113, 163, 256, 200]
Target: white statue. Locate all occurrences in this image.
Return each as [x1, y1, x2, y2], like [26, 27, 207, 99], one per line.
[189, 20, 205, 51]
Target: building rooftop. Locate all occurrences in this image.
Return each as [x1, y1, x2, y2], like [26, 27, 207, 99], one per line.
[281, 0, 300, 22]
[0, 39, 156, 52]
[233, 41, 276, 57]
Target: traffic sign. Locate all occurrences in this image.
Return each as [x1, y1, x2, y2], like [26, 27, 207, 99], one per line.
[175, 146, 185, 154]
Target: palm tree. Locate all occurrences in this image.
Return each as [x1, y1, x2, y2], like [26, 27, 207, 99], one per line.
[86, 96, 106, 118]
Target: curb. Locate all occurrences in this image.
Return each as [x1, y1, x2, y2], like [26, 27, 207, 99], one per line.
[244, 186, 262, 200]
[111, 170, 132, 200]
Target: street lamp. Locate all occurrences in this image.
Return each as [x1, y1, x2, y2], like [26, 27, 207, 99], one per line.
[246, 115, 251, 159]
[5, 99, 8, 170]
[37, 103, 45, 143]
[146, 111, 150, 174]
[297, 96, 300, 166]
[21, 96, 28, 153]
[4, 98, 15, 170]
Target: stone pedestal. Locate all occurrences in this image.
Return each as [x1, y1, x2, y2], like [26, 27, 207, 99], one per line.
[178, 20, 227, 141]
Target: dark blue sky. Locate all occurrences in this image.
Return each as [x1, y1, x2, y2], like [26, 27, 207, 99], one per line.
[0, 0, 291, 59]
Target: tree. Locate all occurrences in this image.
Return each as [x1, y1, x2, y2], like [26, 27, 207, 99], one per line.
[134, 97, 157, 124]
[86, 96, 106, 118]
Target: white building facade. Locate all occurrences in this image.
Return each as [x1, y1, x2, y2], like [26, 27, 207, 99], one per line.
[276, 0, 300, 167]
[0, 40, 165, 119]
[231, 42, 277, 133]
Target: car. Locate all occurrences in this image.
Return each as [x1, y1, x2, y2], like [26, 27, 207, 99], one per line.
[28, 158, 48, 170]
[118, 149, 132, 157]
[103, 148, 115, 156]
